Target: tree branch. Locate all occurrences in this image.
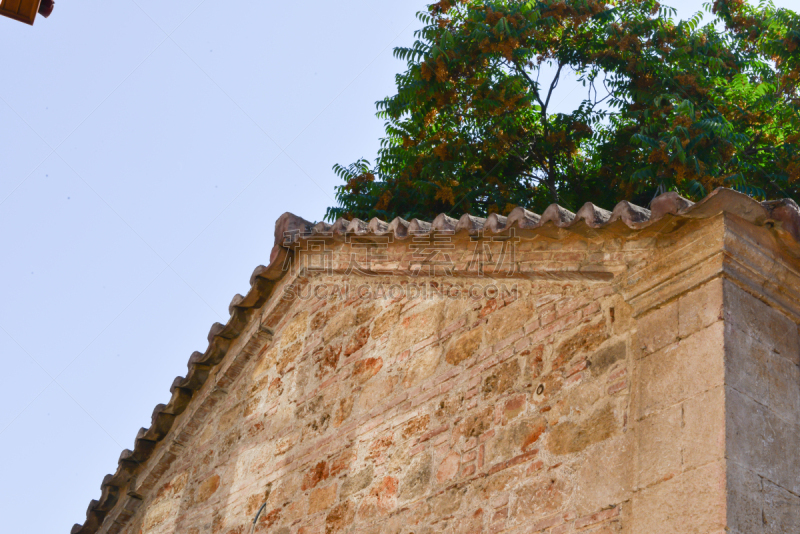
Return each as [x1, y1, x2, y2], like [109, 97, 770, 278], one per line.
[513, 60, 546, 110]
[543, 62, 564, 117]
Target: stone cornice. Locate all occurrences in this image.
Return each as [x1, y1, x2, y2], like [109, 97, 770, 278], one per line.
[722, 213, 800, 323]
[619, 215, 727, 316]
[620, 212, 800, 320]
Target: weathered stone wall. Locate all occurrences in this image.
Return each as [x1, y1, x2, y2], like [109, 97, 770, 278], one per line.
[123, 273, 636, 534]
[724, 281, 800, 533]
[630, 256, 800, 532]
[631, 278, 728, 533]
[110, 210, 800, 534]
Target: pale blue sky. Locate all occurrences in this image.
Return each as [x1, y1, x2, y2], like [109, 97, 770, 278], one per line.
[0, 1, 792, 532]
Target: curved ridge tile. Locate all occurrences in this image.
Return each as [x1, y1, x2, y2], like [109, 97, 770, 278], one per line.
[237, 287, 263, 310]
[456, 214, 486, 234]
[484, 213, 507, 233]
[105, 463, 134, 488]
[388, 217, 410, 238]
[506, 207, 541, 229]
[683, 187, 768, 226]
[97, 479, 119, 509]
[98, 497, 118, 516]
[220, 318, 242, 339]
[540, 204, 576, 227]
[141, 424, 161, 443]
[207, 322, 226, 343]
[312, 221, 332, 234]
[251, 261, 284, 284]
[249, 265, 269, 287]
[188, 350, 210, 369]
[131, 428, 157, 463]
[330, 218, 350, 235]
[228, 294, 245, 316]
[169, 375, 186, 394]
[150, 404, 176, 439]
[763, 198, 800, 242]
[368, 217, 390, 234]
[204, 333, 232, 366]
[346, 218, 369, 234]
[180, 357, 211, 391]
[183, 366, 210, 391]
[408, 218, 433, 234]
[272, 212, 313, 247]
[574, 202, 612, 228]
[610, 201, 651, 225]
[135, 427, 151, 443]
[101, 474, 117, 490]
[432, 213, 458, 232]
[165, 380, 193, 415]
[87, 499, 100, 513]
[222, 305, 249, 337]
[118, 449, 137, 470]
[97, 488, 119, 516]
[270, 212, 313, 266]
[81, 501, 103, 532]
[650, 192, 694, 221]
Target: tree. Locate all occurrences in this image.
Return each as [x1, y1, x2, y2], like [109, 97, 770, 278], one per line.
[326, 0, 800, 222]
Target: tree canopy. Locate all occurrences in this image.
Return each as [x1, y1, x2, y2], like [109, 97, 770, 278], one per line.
[326, 0, 800, 222]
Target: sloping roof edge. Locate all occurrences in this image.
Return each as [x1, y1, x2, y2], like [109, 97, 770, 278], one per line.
[72, 187, 800, 533]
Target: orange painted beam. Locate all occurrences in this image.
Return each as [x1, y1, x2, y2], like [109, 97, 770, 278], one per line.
[0, 0, 42, 25]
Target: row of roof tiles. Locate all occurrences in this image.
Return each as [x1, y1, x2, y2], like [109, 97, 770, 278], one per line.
[276, 189, 800, 243]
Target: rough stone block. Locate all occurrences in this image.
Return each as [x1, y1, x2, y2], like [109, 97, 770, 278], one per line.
[589, 341, 626, 377]
[727, 462, 764, 534]
[767, 350, 800, 427]
[679, 278, 724, 339]
[727, 387, 770, 480]
[724, 281, 799, 365]
[631, 460, 726, 534]
[484, 299, 535, 345]
[682, 386, 726, 469]
[547, 403, 617, 456]
[308, 483, 337, 515]
[573, 435, 631, 516]
[195, 474, 221, 504]
[635, 321, 725, 419]
[725, 386, 800, 495]
[763, 479, 800, 534]
[636, 299, 678, 357]
[634, 405, 682, 490]
[762, 410, 800, 496]
[726, 324, 770, 406]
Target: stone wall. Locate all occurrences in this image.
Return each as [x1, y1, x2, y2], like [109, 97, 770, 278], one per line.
[631, 276, 800, 533]
[124, 274, 635, 534]
[724, 281, 800, 533]
[103, 205, 800, 534]
[632, 278, 728, 533]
